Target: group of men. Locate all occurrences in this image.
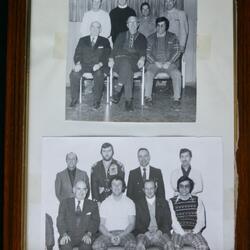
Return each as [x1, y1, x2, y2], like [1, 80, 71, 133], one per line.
[69, 0, 188, 111]
[49, 144, 210, 250]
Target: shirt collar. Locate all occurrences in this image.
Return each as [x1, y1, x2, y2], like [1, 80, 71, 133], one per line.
[176, 194, 193, 203]
[146, 196, 156, 205]
[118, 4, 128, 9]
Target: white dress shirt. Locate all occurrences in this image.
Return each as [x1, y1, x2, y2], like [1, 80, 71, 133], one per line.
[140, 165, 150, 179]
[75, 198, 84, 211]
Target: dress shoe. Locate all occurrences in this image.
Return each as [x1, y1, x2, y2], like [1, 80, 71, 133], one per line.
[69, 100, 77, 107]
[111, 91, 122, 104]
[125, 100, 134, 111]
[172, 99, 181, 111]
[93, 101, 101, 110]
[144, 96, 153, 107]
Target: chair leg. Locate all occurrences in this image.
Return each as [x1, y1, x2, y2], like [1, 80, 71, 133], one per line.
[106, 76, 110, 104]
[79, 77, 83, 104]
[110, 68, 113, 105]
[182, 58, 186, 89]
[141, 66, 145, 106]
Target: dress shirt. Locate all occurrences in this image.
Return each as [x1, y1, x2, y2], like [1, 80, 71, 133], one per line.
[140, 165, 150, 179]
[75, 198, 84, 212]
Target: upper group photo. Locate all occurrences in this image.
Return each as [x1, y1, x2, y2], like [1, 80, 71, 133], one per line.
[65, 0, 197, 122]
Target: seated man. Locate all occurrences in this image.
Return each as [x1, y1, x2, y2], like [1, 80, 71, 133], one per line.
[69, 21, 111, 109]
[144, 17, 182, 107]
[134, 179, 174, 250]
[109, 16, 147, 111]
[169, 176, 210, 250]
[56, 180, 100, 250]
[92, 176, 136, 250]
[138, 2, 156, 38]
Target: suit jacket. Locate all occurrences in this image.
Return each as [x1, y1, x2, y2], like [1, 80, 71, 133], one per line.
[91, 159, 125, 202]
[55, 168, 89, 202]
[57, 197, 100, 240]
[73, 35, 111, 68]
[127, 166, 165, 202]
[134, 197, 172, 237]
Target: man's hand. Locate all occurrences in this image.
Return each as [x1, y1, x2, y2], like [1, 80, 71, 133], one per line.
[108, 58, 115, 68]
[162, 62, 171, 70]
[155, 61, 163, 69]
[185, 232, 195, 242]
[82, 232, 92, 245]
[111, 235, 120, 246]
[137, 57, 145, 69]
[60, 233, 71, 245]
[136, 241, 146, 250]
[74, 63, 82, 72]
[93, 63, 102, 72]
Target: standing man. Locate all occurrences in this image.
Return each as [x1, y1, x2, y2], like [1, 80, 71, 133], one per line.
[127, 148, 165, 202]
[57, 180, 100, 250]
[55, 152, 89, 203]
[144, 16, 182, 107]
[169, 176, 210, 250]
[109, 0, 136, 43]
[170, 148, 203, 195]
[92, 176, 136, 250]
[69, 21, 111, 109]
[161, 0, 188, 54]
[134, 179, 174, 250]
[109, 16, 147, 111]
[80, 0, 111, 39]
[91, 142, 125, 204]
[138, 2, 156, 38]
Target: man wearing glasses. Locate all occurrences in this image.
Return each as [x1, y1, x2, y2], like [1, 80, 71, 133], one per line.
[144, 16, 181, 107]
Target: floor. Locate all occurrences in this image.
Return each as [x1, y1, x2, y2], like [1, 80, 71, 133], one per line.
[65, 81, 196, 122]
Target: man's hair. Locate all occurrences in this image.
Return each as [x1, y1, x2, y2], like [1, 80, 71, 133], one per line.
[73, 180, 90, 198]
[137, 147, 150, 155]
[100, 142, 114, 154]
[144, 178, 158, 189]
[127, 15, 138, 23]
[177, 176, 194, 193]
[155, 16, 169, 31]
[109, 176, 126, 192]
[179, 148, 192, 158]
[140, 2, 150, 11]
[66, 152, 78, 161]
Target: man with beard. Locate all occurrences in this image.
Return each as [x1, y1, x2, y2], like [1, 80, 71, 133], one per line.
[91, 142, 125, 204]
[127, 148, 165, 202]
[170, 148, 203, 195]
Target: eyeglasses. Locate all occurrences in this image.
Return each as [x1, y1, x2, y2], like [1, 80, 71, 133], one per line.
[157, 24, 166, 28]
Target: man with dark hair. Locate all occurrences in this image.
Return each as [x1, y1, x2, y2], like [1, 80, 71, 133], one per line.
[169, 176, 210, 250]
[109, 16, 147, 111]
[170, 148, 203, 195]
[91, 143, 125, 203]
[57, 180, 100, 250]
[134, 179, 174, 250]
[144, 16, 182, 107]
[138, 2, 156, 38]
[127, 148, 165, 201]
[55, 152, 89, 202]
[109, 0, 136, 43]
[69, 21, 111, 109]
[92, 176, 136, 250]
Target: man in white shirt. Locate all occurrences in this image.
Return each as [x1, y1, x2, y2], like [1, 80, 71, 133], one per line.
[80, 0, 111, 39]
[92, 176, 136, 250]
[161, 0, 188, 53]
[170, 148, 203, 195]
[169, 176, 210, 250]
[56, 180, 100, 250]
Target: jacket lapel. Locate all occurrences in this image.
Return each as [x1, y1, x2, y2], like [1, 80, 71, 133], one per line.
[64, 169, 73, 189]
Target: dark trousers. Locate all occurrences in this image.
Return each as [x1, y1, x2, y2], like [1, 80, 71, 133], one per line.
[69, 64, 104, 105]
[114, 56, 138, 101]
[60, 241, 92, 250]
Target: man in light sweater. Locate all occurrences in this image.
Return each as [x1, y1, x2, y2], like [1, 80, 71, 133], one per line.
[169, 176, 210, 250]
[170, 148, 203, 195]
[80, 0, 111, 39]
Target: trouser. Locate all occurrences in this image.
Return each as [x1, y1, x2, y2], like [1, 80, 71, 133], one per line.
[172, 232, 210, 250]
[92, 230, 136, 250]
[145, 63, 182, 100]
[69, 66, 104, 104]
[114, 56, 138, 101]
[137, 233, 173, 250]
[58, 234, 92, 250]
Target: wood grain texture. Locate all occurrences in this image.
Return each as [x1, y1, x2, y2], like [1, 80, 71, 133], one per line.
[3, 0, 250, 249]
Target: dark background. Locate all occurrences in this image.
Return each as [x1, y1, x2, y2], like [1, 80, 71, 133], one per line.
[1, 0, 250, 249]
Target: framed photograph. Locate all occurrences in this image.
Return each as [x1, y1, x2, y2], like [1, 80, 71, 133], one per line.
[3, 0, 250, 250]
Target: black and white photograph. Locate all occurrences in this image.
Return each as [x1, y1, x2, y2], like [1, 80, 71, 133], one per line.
[41, 137, 223, 249]
[65, 0, 197, 122]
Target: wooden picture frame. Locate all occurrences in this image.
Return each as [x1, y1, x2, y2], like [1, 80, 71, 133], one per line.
[3, 0, 250, 249]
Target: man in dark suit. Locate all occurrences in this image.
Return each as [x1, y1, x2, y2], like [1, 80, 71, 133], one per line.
[69, 21, 111, 109]
[108, 16, 147, 111]
[91, 142, 125, 204]
[57, 180, 100, 250]
[127, 148, 165, 201]
[55, 152, 89, 202]
[134, 179, 173, 250]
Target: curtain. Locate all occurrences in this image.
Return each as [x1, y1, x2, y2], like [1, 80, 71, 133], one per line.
[69, 0, 184, 22]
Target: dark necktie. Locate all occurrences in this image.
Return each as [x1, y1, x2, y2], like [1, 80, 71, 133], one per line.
[91, 37, 95, 47]
[76, 200, 81, 214]
[142, 167, 147, 182]
[76, 200, 81, 227]
[129, 34, 134, 48]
